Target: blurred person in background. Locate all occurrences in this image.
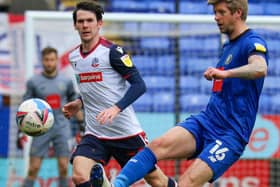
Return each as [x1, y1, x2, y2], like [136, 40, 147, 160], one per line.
[17, 47, 81, 187]
[112, 0, 269, 186]
[62, 1, 174, 187]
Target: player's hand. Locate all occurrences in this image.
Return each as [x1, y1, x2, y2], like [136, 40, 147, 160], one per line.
[17, 132, 27, 150]
[96, 105, 121, 125]
[204, 67, 229, 80]
[62, 99, 82, 119]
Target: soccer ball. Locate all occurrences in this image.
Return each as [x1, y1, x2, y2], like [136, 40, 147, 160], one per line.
[16, 98, 54, 136]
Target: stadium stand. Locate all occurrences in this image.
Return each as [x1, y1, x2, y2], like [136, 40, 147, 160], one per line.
[180, 93, 210, 113]
[133, 92, 153, 112]
[152, 91, 175, 112]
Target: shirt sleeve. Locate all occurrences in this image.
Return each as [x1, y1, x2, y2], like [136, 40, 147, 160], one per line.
[109, 45, 146, 111]
[22, 79, 35, 101]
[66, 79, 78, 102]
[246, 36, 268, 60]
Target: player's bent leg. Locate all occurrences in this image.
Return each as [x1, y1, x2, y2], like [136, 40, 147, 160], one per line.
[72, 156, 96, 186]
[149, 126, 197, 160]
[113, 126, 196, 187]
[178, 158, 213, 187]
[90, 163, 111, 187]
[143, 166, 167, 187]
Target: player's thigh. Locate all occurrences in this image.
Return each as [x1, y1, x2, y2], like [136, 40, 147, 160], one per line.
[70, 135, 111, 165]
[149, 126, 196, 160]
[111, 132, 149, 167]
[179, 158, 213, 187]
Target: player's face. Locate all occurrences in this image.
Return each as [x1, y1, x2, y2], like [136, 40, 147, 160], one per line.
[42, 52, 58, 75]
[74, 10, 103, 44]
[213, 2, 238, 37]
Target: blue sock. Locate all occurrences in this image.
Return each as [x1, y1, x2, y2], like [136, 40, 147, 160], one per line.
[168, 177, 177, 187]
[113, 147, 157, 187]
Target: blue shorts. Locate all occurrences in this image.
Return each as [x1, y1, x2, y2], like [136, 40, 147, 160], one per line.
[70, 132, 148, 167]
[178, 116, 246, 181]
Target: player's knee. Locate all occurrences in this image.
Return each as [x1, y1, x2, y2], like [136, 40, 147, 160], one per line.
[144, 168, 168, 187]
[27, 166, 40, 178]
[178, 172, 197, 187]
[72, 171, 87, 185]
[149, 137, 170, 158]
[146, 178, 166, 187]
[58, 164, 68, 177]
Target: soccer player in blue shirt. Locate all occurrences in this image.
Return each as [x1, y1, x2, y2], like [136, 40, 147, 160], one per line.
[62, 1, 172, 187]
[112, 0, 269, 186]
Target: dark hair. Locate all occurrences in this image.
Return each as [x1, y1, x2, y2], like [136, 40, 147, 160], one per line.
[208, 0, 248, 21]
[73, 1, 104, 24]
[41, 47, 58, 57]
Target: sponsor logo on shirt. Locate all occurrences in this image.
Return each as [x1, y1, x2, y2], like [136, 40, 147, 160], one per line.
[121, 54, 133, 67]
[79, 72, 103, 83]
[45, 94, 61, 109]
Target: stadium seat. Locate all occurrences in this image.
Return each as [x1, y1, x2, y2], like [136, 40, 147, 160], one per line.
[180, 56, 216, 75]
[271, 94, 280, 114]
[262, 76, 280, 95]
[179, 2, 208, 14]
[248, 3, 264, 15]
[132, 55, 157, 75]
[152, 92, 174, 112]
[143, 76, 175, 93]
[204, 37, 220, 51]
[133, 93, 153, 112]
[267, 58, 280, 76]
[200, 77, 213, 94]
[140, 37, 171, 50]
[180, 76, 200, 94]
[258, 94, 272, 114]
[140, 23, 173, 33]
[179, 23, 218, 34]
[123, 22, 139, 33]
[179, 37, 204, 51]
[264, 3, 280, 15]
[156, 55, 175, 76]
[148, 1, 175, 13]
[266, 38, 279, 53]
[110, 0, 148, 12]
[180, 93, 210, 113]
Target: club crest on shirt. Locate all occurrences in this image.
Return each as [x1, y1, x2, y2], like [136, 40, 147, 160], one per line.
[121, 54, 133, 67]
[91, 57, 99, 67]
[224, 54, 232, 65]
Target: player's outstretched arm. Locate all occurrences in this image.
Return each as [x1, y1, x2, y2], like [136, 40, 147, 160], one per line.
[204, 55, 267, 81]
[226, 55, 267, 79]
